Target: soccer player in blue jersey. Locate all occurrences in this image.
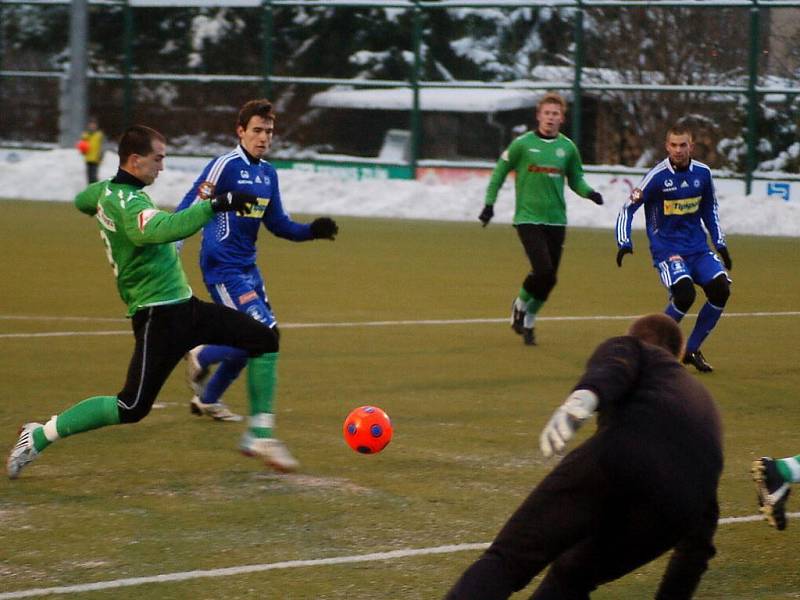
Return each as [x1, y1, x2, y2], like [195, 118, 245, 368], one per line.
[615, 124, 732, 373]
[175, 99, 338, 471]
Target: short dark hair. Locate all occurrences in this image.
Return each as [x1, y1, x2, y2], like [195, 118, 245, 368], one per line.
[118, 125, 165, 164]
[627, 313, 684, 358]
[667, 123, 693, 141]
[237, 99, 276, 130]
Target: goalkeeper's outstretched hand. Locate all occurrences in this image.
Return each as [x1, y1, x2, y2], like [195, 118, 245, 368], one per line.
[210, 191, 256, 215]
[540, 390, 599, 458]
[310, 217, 338, 240]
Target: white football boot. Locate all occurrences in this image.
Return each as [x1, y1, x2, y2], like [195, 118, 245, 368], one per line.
[190, 395, 243, 422]
[239, 433, 299, 473]
[7, 422, 42, 479]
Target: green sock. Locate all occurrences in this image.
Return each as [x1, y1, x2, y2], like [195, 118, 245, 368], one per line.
[518, 286, 533, 303]
[526, 296, 545, 316]
[247, 353, 279, 439]
[32, 395, 121, 452]
[777, 455, 800, 483]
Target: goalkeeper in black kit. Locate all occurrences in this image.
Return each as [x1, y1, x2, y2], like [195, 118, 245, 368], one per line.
[446, 314, 723, 600]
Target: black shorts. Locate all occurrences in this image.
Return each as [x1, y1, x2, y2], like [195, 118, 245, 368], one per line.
[116, 296, 278, 423]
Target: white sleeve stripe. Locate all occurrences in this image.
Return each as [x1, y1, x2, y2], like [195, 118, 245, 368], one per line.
[638, 160, 668, 192]
[206, 151, 239, 185]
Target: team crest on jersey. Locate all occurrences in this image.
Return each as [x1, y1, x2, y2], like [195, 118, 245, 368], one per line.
[694, 179, 701, 188]
[556, 148, 566, 158]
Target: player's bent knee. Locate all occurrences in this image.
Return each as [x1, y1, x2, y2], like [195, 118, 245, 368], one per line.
[527, 270, 557, 302]
[704, 275, 730, 307]
[116, 403, 153, 424]
[670, 278, 696, 313]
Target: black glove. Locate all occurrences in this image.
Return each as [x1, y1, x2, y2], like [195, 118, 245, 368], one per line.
[210, 191, 255, 214]
[616, 247, 633, 267]
[310, 217, 338, 240]
[479, 205, 494, 227]
[588, 191, 604, 205]
[717, 246, 732, 270]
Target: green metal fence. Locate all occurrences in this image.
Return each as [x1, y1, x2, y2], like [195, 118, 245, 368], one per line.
[1, 0, 799, 192]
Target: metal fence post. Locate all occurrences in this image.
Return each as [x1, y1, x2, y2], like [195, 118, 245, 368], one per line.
[410, 1, 422, 177]
[572, 0, 584, 150]
[61, 0, 88, 147]
[261, 0, 273, 99]
[123, 0, 134, 129]
[746, 0, 761, 195]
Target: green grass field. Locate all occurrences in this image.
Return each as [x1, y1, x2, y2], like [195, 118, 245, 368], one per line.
[1, 200, 798, 599]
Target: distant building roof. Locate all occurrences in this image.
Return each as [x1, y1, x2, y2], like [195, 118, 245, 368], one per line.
[309, 87, 542, 113]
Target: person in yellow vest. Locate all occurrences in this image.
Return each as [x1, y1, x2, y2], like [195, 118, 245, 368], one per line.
[79, 117, 105, 184]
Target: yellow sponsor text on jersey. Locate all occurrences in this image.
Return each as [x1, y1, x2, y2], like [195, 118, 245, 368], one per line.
[663, 196, 701, 215]
[242, 197, 271, 219]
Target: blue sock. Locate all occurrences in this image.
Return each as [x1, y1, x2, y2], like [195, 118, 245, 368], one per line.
[686, 302, 724, 352]
[664, 302, 685, 323]
[198, 344, 243, 367]
[200, 347, 248, 404]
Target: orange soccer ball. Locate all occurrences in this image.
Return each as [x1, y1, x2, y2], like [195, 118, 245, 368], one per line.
[76, 139, 90, 154]
[343, 406, 393, 454]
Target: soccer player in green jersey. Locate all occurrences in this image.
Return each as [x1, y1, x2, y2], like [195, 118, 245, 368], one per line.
[752, 455, 798, 530]
[479, 92, 604, 345]
[6, 125, 291, 479]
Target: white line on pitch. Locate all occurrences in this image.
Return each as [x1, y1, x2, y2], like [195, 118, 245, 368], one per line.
[1, 311, 798, 340]
[1, 512, 797, 600]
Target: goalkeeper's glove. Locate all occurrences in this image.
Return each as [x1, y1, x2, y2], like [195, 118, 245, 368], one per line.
[616, 246, 633, 267]
[717, 246, 732, 270]
[310, 217, 339, 240]
[478, 205, 494, 227]
[588, 191, 604, 205]
[539, 389, 599, 458]
[210, 191, 255, 215]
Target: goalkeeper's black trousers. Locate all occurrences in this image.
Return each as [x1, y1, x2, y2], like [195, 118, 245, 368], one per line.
[445, 434, 718, 600]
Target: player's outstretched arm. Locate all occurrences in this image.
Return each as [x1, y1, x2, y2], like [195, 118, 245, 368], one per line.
[539, 389, 599, 457]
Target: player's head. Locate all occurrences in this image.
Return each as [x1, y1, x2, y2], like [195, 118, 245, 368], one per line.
[665, 124, 694, 168]
[87, 116, 98, 131]
[627, 313, 683, 358]
[237, 99, 276, 160]
[536, 92, 566, 137]
[118, 125, 166, 186]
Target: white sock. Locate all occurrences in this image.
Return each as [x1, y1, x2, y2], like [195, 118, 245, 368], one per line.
[524, 312, 537, 329]
[42, 415, 60, 443]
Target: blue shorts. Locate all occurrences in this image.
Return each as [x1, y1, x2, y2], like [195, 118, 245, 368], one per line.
[205, 266, 276, 328]
[655, 251, 730, 290]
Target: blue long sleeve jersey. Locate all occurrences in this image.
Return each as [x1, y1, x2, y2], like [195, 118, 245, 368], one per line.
[616, 158, 726, 264]
[175, 145, 313, 283]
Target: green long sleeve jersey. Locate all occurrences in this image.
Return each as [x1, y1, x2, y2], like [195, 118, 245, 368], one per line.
[484, 131, 595, 226]
[74, 176, 214, 316]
